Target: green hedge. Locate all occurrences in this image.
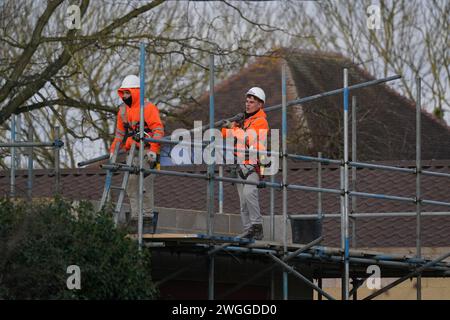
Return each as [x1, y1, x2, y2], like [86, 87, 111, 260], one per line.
[0, 197, 157, 299]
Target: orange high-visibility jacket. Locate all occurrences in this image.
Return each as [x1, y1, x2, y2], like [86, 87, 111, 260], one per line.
[221, 108, 269, 165]
[110, 87, 164, 155]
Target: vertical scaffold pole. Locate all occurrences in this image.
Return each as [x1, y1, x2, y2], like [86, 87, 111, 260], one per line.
[318, 153, 323, 301]
[27, 127, 34, 201]
[318, 152, 322, 220]
[416, 76, 422, 300]
[16, 114, 22, 168]
[138, 42, 145, 250]
[343, 68, 350, 300]
[219, 165, 223, 214]
[318, 278, 323, 300]
[351, 96, 357, 248]
[270, 173, 275, 241]
[208, 54, 215, 300]
[10, 114, 16, 197]
[270, 171, 275, 299]
[281, 62, 289, 300]
[54, 126, 61, 195]
[340, 165, 345, 298]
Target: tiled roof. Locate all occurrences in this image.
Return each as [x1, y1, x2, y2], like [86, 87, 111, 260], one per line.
[164, 49, 450, 160]
[2, 159, 449, 247]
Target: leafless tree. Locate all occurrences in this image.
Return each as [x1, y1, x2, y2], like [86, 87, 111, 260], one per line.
[283, 0, 449, 121]
[0, 0, 305, 168]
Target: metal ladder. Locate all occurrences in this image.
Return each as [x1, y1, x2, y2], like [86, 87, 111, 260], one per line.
[98, 142, 158, 232]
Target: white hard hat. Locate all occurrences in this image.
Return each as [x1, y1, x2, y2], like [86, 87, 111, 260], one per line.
[120, 75, 140, 89]
[246, 87, 265, 103]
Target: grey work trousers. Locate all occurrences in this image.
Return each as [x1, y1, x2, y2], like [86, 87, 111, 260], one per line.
[127, 152, 155, 218]
[236, 165, 263, 231]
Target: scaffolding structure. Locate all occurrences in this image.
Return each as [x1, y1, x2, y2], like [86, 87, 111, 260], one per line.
[99, 45, 450, 300]
[0, 120, 63, 199]
[3, 43, 450, 300]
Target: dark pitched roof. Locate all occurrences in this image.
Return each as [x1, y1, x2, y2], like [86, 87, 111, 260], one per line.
[165, 49, 450, 160]
[2, 159, 450, 247]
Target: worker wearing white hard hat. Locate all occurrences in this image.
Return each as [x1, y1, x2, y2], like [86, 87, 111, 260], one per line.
[246, 87, 266, 104]
[110, 74, 164, 223]
[221, 87, 269, 240]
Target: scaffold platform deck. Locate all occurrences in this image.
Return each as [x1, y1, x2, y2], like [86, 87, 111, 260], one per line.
[128, 233, 450, 280]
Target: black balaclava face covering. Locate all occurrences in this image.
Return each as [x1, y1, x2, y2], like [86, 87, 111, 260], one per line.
[123, 96, 132, 107]
[244, 109, 259, 119]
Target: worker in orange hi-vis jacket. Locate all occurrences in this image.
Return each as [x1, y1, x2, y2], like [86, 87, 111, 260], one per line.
[222, 87, 269, 240]
[110, 74, 164, 221]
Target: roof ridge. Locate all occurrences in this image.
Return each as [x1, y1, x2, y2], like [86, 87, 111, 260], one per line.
[275, 48, 450, 133]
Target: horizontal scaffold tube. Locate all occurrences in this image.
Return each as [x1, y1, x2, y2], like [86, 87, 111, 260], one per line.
[287, 154, 341, 165]
[348, 161, 416, 174]
[289, 212, 450, 219]
[78, 154, 110, 167]
[150, 135, 450, 179]
[147, 137, 342, 166]
[421, 170, 450, 179]
[349, 191, 415, 203]
[350, 192, 450, 209]
[201, 245, 450, 273]
[163, 74, 402, 137]
[101, 164, 342, 192]
[287, 184, 342, 195]
[78, 150, 126, 167]
[101, 164, 282, 188]
[100, 164, 450, 208]
[264, 75, 402, 113]
[421, 199, 450, 208]
[0, 141, 60, 148]
[145, 136, 270, 157]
